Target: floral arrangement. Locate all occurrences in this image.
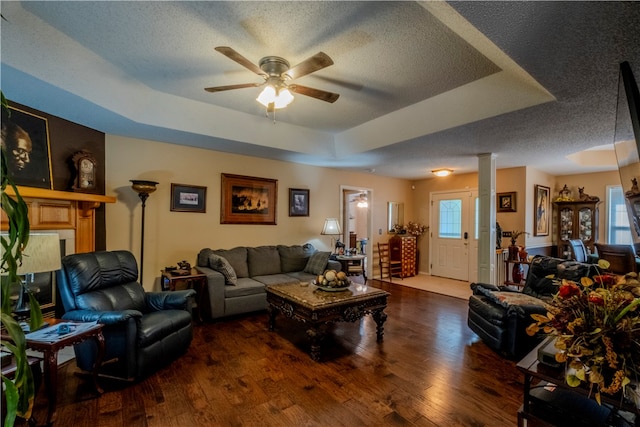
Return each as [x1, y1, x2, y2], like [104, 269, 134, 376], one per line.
[509, 230, 529, 246]
[527, 260, 640, 403]
[393, 222, 427, 237]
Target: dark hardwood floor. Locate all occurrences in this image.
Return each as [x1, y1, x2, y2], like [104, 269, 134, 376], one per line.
[25, 280, 524, 426]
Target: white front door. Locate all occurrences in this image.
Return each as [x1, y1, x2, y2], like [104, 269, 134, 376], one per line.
[430, 190, 478, 282]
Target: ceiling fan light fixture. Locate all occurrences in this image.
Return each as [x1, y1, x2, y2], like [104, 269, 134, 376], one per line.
[256, 85, 295, 109]
[432, 168, 453, 177]
[356, 193, 368, 208]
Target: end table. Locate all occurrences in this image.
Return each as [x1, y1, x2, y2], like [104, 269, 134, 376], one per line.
[161, 268, 207, 321]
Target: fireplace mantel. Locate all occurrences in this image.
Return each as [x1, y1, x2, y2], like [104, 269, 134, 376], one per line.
[4, 186, 116, 204]
[2, 186, 116, 253]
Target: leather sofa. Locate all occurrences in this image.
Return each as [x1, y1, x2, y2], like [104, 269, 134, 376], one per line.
[467, 255, 595, 358]
[196, 244, 341, 320]
[56, 250, 196, 380]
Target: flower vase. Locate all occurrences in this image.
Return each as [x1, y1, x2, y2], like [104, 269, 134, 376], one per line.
[508, 245, 519, 261]
[512, 262, 524, 283]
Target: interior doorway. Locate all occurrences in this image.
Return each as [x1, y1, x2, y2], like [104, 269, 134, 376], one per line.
[340, 186, 373, 277]
[430, 189, 478, 282]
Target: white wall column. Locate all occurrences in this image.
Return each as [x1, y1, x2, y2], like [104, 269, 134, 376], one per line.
[477, 153, 497, 284]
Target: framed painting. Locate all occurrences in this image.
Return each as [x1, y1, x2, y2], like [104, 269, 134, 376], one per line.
[497, 192, 517, 213]
[1, 106, 53, 189]
[534, 185, 550, 236]
[170, 183, 207, 213]
[289, 188, 309, 217]
[221, 173, 277, 224]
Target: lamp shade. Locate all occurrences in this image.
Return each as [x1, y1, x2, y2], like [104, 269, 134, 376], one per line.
[321, 218, 342, 235]
[1, 233, 61, 275]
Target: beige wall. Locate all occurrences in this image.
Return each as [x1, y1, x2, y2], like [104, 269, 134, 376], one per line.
[105, 135, 412, 290]
[105, 133, 626, 287]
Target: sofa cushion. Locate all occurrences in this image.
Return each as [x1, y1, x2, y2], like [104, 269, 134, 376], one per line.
[285, 271, 318, 283]
[208, 253, 238, 285]
[212, 247, 249, 278]
[252, 273, 300, 286]
[304, 251, 331, 275]
[248, 246, 281, 277]
[224, 277, 266, 299]
[277, 245, 315, 272]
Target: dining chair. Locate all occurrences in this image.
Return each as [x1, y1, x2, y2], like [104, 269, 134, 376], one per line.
[378, 242, 403, 281]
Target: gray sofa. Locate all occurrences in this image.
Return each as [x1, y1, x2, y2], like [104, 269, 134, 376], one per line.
[196, 244, 341, 320]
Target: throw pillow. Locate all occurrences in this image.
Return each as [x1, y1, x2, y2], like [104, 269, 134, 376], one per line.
[304, 251, 331, 275]
[212, 247, 248, 278]
[208, 254, 238, 285]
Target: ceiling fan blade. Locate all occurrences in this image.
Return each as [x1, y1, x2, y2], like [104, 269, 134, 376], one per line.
[285, 52, 334, 80]
[289, 84, 340, 103]
[215, 46, 267, 77]
[205, 82, 263, 93]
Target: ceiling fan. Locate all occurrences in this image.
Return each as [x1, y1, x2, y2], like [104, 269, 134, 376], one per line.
[205, 46, 340, 110]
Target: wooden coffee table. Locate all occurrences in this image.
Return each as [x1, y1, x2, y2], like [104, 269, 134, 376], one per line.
[266, 282, 389, 361]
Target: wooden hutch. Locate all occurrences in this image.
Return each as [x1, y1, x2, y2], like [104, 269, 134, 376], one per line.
[554, 200, 599, 258]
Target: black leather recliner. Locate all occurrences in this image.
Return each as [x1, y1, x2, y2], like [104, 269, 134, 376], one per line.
[468, 255, 595, 359]
[56, 250, 196, 380]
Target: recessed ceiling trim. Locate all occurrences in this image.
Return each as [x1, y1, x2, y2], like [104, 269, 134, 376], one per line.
[333, 2, 556, 156]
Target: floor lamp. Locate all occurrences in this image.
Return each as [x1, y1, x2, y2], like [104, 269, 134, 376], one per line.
[130, 180, 158, 285]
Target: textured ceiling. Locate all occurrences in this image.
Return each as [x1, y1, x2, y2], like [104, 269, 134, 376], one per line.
[1, 1, 639, 179]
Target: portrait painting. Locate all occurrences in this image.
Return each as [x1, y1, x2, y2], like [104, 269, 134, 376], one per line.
[289, 188, 310, 216]
[1, 106, 53, 189]
[534, 185, 550, 236]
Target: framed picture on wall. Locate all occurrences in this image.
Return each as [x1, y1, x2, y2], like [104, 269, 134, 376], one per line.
[220, 173, 278, 224]
[497, 192, 517, 212]
[1, 106, 53, 189]
[289, 188, 309, 216]
[534, 184, 550, 236]
[170, 183, 207, 213]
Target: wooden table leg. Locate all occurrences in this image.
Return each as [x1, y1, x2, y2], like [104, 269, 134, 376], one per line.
[92, 331, 105, 394]
[373, 309, 387, 342]
[306, 324, 325, 362]
[267, 306, 278, 331]
[42, 349, 58, 426]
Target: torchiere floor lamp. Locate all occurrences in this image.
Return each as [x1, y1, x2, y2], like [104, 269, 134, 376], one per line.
[130, 180, 158, 285]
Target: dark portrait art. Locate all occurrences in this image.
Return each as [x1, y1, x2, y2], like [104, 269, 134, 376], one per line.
[1, 106, 53, 189]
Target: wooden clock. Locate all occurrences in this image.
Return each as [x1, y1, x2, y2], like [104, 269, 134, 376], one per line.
[70, 151, 97, 192]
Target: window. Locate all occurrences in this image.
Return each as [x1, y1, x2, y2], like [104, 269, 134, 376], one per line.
[438, 199, 461, 238]
[607, 185, 632, 245]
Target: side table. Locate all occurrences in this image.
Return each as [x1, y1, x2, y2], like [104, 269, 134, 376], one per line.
[161, 268, 207, 321]
[2, 319, 105, 426]
[335, 255, 367, 282]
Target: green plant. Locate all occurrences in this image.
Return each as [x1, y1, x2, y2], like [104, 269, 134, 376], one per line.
[1, 90, 43, 426]
[509, 230, 529, 246]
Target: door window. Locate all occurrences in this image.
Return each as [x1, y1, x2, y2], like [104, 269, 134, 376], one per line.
[438, 199, 462, 239]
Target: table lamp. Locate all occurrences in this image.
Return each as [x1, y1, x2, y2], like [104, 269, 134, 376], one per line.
[321, 218, 342, 253]
[3, 233, 61, 318]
